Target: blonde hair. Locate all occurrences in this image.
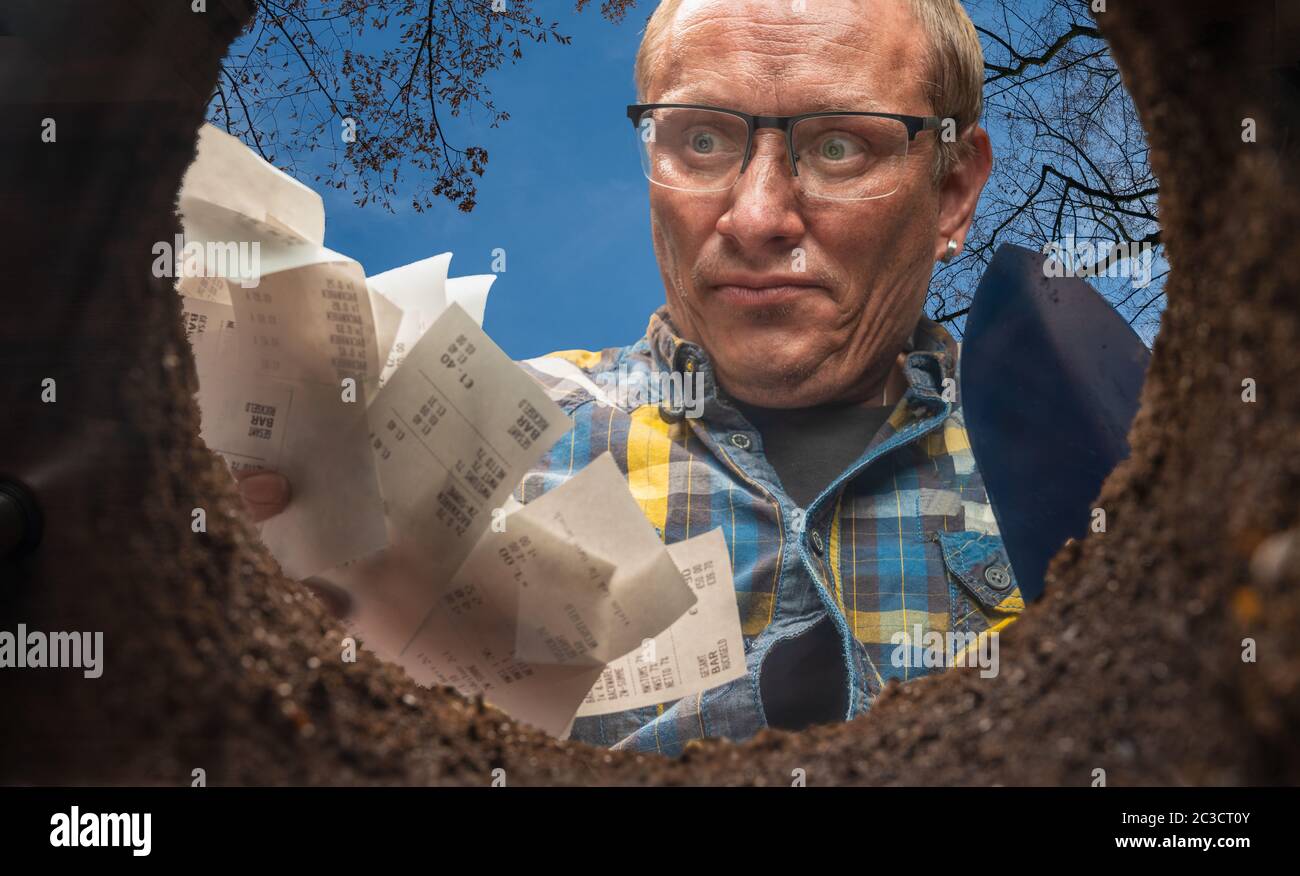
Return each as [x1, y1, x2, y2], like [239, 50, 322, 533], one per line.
[633, 0, 984, 181]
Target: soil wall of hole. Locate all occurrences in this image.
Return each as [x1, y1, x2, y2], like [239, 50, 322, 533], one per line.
[1, 0, 1297, 785]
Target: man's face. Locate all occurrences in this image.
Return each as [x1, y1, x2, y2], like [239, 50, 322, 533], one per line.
[645, 0, 954, 408]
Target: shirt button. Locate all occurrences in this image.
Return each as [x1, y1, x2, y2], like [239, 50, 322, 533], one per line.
[729, 432, 752, 451]
[675, 349, 701, 374]
[809, 529, 825, 555]
[984, 565, 1012, 591]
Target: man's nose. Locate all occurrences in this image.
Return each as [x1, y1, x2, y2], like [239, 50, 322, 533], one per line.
[716, 131, 806, 250]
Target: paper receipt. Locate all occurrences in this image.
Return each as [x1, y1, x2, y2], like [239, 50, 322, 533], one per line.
[576, 527, 746, 716]
[387, 453, 698, 736]
[366, 302, 572, 587]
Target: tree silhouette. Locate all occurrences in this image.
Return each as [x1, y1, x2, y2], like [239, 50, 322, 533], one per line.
[210, 0, 637, 213]
[934, 0, 1163, 339]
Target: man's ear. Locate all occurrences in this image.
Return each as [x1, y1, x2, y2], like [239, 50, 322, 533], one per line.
[934, 125, 993, 262]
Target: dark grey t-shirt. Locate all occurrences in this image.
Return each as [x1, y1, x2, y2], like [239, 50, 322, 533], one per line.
[729, 400, 894, 729]
[733, 401, 893, 508]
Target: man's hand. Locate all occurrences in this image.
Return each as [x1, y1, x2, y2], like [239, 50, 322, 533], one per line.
[233, 468, 353, 617]
[233, 469, 292, 522]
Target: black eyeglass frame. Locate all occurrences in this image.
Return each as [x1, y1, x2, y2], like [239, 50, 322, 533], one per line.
[625, 103, 944, 181]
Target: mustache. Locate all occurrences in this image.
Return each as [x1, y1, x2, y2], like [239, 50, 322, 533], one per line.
[690, 248, 839, 291]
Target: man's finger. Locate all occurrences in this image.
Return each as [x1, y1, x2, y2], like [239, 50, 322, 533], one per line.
[235, 470, 291, 522]
[302, 577, 353, 619]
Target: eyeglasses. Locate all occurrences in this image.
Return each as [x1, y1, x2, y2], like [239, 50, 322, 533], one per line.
[626, 103, 941, 201]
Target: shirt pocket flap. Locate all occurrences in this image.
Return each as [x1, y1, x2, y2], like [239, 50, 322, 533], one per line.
[936, 530, 1023, 614]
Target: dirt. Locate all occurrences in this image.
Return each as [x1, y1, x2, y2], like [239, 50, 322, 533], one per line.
[1, 0, 1297, 786]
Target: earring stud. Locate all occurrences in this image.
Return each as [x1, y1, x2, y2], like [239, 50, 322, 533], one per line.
[941, 239, 958, 263]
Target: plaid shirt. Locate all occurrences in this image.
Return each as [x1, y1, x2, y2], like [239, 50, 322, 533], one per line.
[515, 308, 1024, 754]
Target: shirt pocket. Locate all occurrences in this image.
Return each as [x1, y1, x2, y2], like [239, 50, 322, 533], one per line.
[935, 529, 1024, 636]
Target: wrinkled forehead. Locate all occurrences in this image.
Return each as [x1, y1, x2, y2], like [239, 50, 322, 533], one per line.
[648, 0, 930, 115]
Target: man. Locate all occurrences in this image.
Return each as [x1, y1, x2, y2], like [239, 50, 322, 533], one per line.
[237, 0, 1024, 755]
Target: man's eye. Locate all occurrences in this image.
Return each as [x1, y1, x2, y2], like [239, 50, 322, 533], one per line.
[818, 135, 863, 160]
[689, 130, 718, 154]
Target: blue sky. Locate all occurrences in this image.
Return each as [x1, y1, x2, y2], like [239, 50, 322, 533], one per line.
[312, 9, 658, 360]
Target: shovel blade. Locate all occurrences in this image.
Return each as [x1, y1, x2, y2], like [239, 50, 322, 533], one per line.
[960, 244, 1151, 602]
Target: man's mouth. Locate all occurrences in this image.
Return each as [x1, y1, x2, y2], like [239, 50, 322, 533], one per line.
[709, 276, 825, 307]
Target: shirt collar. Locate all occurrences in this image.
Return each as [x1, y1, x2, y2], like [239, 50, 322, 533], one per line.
[644, 305, 958, 416]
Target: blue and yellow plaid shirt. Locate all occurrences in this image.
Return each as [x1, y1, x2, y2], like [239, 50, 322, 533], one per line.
[515, 308, 1023, 754]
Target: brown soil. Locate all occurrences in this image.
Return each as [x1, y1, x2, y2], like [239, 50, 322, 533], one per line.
[1, 0, 1298, 786]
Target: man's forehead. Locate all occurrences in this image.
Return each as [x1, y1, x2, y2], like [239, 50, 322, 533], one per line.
[654, 84, 903, 116]
[667, 0, 920, 49]
[650, 0, 928, 110]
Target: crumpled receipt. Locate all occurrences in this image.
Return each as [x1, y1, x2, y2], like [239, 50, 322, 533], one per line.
[176, 139, 389, 581]
[175, 124, 745, 737]
[575, 528, 747, 717]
